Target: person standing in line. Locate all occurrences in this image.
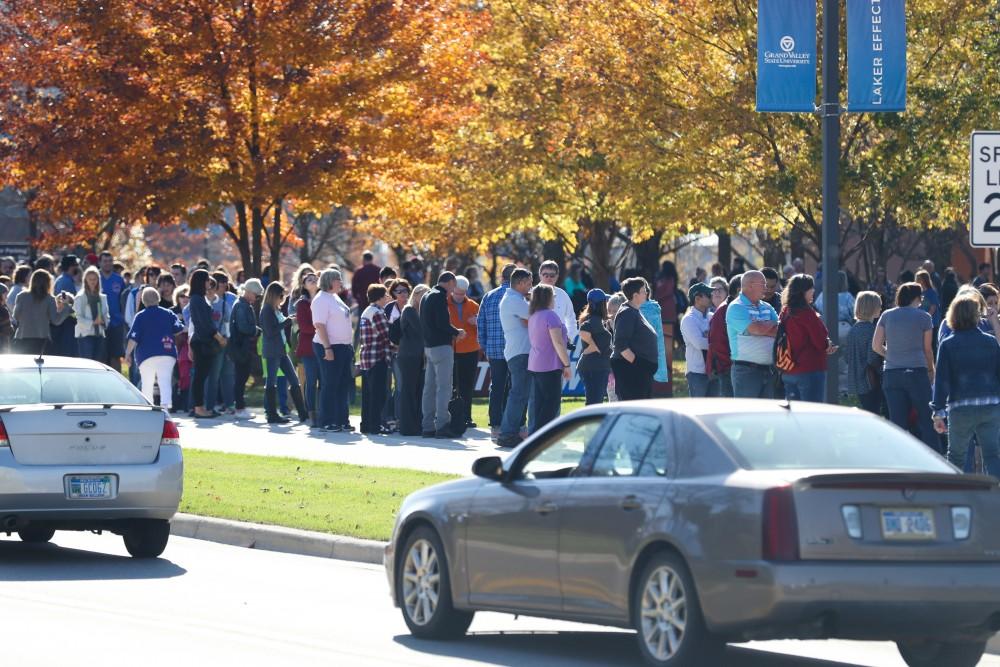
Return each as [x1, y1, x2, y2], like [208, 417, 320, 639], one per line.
[464, 265, 486, 302]
[527, 284, 571, 432]
[260, 282, 308, 424]
[295, 270, 321, 427]
[230, 279, 263, 421]
[51, 254, 80, 357]
[477, 263, 515, 441]
[639, 292, 670, 389]
[653, 261, 679, 376]
[0, 256, 15, 279]
[915, 269, 942, 335]
[449, 276, 480, 428]
[709, 276, 729, 312]
[157, 274, 177, 309]
[312, 269, 354, 433]
[7, 265, 31, 317]
[761, 267, 783, 312]
[940, 268, 959, 315]
[126, 287, 184, 411]
[605, 292, 628, 401]
[383, 278, 411, 431]
[359, 283, 394, 435]
[726, 271, 779, 399]
[931, 294, 1000, 477]
[171, 285, 192, 413]
[207, 271, 237, 415]
[777, 274, 836, 403]
[397, 284, 430, 436]
[419, 272, 466, 438]
[872, 281, 938, 451]
[681, 283, 714, 397]
[611, 277, 659, 401]
[497, 269, 534, 447]
[707, 275, 742, 398]
[537, 260, 578, 346]
[97, 252, 127, 370]
[973, 263, 992, 288]
[0, 284, 13, 353]
[351, 251, 382, 314]
[73, 266, 109, 362]
[12, 269, 72, 355]
[170, 263, 187, 289]
[845, 291, 884, 415]
[188, 269, 227, 419]
[576, 289, 612, 405]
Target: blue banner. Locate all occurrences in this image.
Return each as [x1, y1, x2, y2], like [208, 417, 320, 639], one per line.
[847, 0, 907, 112]
[757, 0, 817, 113]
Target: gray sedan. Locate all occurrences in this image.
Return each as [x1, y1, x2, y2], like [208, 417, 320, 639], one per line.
[0, 355, 183, 557]
[385, 399, 1000, 667]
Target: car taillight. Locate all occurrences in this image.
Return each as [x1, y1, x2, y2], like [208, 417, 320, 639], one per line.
[762, 486, 799, 561]
[0, 418, 8, 448]
[160, 419, 180, 447]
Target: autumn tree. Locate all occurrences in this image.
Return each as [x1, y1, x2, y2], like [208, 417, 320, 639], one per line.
[0, 0, 485, 278]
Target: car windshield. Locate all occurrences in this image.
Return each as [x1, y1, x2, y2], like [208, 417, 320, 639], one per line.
[0, 368, 148, 406]
[701, 411, 954, 473]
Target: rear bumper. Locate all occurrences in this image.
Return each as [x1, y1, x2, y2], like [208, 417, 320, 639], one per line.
[702, 561, 1000, 642]
[0, 445, 183, 526]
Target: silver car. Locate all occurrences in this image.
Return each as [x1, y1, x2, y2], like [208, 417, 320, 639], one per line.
[385, 399, 1000, 667]
[0, 354, 183, 558]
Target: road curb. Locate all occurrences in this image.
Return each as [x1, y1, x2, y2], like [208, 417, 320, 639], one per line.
[170, 513, 386, 565]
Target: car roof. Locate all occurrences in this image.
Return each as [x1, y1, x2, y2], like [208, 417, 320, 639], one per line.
[0, 355, 113, 371]
[567, 397, 863, 418]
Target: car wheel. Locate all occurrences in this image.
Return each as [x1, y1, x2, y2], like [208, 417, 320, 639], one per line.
[897, 639, 987, 667]
[397, 525, 473, 639]
[122, 519, 170, 559]
[633, 551, 722, 667]
[17, 527, 55, 544]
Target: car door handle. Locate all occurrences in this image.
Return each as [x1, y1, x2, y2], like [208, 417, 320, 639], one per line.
[620, 495, 641, 511]
[535, 502, 558, 515]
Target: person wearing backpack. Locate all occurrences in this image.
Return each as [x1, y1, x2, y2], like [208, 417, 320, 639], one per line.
[776, 274, 837, 403]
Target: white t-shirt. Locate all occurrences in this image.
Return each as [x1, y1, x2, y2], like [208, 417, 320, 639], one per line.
[680, 307, 711, 375]
[311, 290, 353, 346]
[552, 285, 578, 341]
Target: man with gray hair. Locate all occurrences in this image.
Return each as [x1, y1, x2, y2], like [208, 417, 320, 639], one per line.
[725, 270, 779, 398]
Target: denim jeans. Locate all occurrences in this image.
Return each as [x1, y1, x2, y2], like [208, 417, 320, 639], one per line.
[883, 368, 939, 451]
[314, 342, 353, 428]
[731, 362, 775, 399]
[361, 360, 388, 433]
[859, 389, 883, 416]
[947, 405, 1000, 476]
[77, 335, 106, 362]
[782, 371, 827, 403]
[204, 349, 225, 410]
[500, 354, 531, 438]
[487, 357, 510, 427]
[716, 370, 734, 398]
[301, 354, 320, 413]
[530, 370, 563, 434]
[218, 353, 235, 409]
[264, 354, 299, 391]
[580, 368, 610, 405]
[686, 372, 711, 398]
[421, 345, 454, 432]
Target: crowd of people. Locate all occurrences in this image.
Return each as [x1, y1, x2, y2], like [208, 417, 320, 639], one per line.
[1, 249, 998, 470]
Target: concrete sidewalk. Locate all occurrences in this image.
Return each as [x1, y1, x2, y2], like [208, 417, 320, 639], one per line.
[173, 413, 504, 475]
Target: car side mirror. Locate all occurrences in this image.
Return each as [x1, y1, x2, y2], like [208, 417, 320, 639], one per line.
[472, 456, 504, 481]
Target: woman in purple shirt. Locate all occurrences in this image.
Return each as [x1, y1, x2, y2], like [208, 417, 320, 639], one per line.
[527, 284, 571, 434]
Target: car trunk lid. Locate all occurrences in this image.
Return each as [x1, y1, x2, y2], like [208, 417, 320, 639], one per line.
[793, 472, 1000, 562]
[1, 405, 164, 465]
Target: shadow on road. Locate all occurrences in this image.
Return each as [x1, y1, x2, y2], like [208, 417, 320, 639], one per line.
[0, 539, 186, 581]
[394, 631, 874, 667]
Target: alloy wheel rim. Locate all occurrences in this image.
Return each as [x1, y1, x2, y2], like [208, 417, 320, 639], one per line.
[402, 539, 441, 626]
[640, 565, 687, 661]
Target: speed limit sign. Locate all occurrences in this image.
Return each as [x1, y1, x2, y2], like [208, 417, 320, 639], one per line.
[971, 132, 1000, 247]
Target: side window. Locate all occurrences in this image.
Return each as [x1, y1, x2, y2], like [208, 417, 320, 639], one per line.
[520, 418, 604, 481]
[591, 414, 665, 477]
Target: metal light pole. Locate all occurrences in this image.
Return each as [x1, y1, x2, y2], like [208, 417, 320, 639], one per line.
[821, 0, 841, 404]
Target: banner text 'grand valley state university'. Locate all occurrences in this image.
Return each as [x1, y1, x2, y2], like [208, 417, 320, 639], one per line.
[756, 0, 817, 113]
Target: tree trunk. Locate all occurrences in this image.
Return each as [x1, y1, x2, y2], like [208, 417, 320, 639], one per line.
[251, 205, 264, 278]
[633, 231, 663, 284]
[790, 226, 805, 264]
[717, 229, 732, 274]
[542, 239, 565, 279]
[587, 219, 616, 290]
[232, 203, 254, 275]
[269, 201, 283, 284]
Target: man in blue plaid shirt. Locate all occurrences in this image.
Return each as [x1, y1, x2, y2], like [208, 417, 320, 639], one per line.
[477, 263, 517, 440]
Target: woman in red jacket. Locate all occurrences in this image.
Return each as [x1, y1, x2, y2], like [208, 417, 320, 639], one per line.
[779, 274, 837, 403]
[294, 267, 320, 426]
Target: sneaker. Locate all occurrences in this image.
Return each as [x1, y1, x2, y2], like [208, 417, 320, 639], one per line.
[225, 408, 237, 416]
[466, 421, 478, 429]
[267, 415, 291, 425]
[321, 425, 342, 433]
[341, 424, 356, 433]
[490, 426, 501, 441]
[421, 431, 436, 438]
[497, 434, 524, 449]
[434, 428, 456, 439]
[234, 409, 253, 420]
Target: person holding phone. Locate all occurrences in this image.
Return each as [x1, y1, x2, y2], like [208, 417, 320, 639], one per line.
[777, 274, 837, 403]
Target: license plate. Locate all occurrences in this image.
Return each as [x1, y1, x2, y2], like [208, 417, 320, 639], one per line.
[881, 508, 936, 540]
[65, 475, 115, 500]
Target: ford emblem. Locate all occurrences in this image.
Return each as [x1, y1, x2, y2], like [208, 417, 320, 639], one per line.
[78, 420, 97, 430]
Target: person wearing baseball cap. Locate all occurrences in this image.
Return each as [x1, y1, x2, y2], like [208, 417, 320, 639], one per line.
[681, 282, 715, 397]
[578, 288, 613, 404]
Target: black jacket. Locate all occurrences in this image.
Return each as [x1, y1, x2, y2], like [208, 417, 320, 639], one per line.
[420, 286, 461, 348]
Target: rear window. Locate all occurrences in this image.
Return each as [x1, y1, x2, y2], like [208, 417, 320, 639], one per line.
[0, 369, 147, 406]
[701, 411, 954, 473]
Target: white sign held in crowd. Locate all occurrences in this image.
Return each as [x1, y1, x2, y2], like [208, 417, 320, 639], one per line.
[971, 131, 1000, 247]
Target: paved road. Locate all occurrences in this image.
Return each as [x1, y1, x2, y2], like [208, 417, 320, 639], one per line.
[3, 531, 997, 667]
[174, 413, 499, 475]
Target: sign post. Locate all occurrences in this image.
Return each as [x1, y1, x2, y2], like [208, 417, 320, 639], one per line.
[970, 132, 1000, 248]
[820, 0, 841, 404]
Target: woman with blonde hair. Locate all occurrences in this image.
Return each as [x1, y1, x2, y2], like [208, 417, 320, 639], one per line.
[845, 291, 884, 414]
[74, 266, 110, 361]
[396, 283, 430, 435]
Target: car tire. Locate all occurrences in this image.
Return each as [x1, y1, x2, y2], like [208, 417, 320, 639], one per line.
[17, 527, 55, 544]
[632, 551, 723, 667]
[122, 519, 170, 559]
[396, 525, 474, 639]
[896, 639, 987, 667]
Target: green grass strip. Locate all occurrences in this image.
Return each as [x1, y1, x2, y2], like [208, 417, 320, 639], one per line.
[180, 449, 459, 542]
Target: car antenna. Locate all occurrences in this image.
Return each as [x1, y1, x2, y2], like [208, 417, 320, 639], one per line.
[780, 397, 792, 411]
[34, 340, 47, 366]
